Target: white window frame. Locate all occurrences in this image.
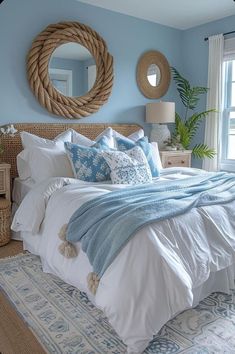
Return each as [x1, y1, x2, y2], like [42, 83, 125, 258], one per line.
[49, 68, 73, 96]
[220, 40, 235, 172]
[87, 65, 96, 91]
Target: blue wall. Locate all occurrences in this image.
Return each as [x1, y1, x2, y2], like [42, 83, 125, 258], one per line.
[0, 0, 182, 134]
[181, 15, 235, 168]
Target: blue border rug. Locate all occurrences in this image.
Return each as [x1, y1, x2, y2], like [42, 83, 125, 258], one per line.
[0, 253, 235, 353]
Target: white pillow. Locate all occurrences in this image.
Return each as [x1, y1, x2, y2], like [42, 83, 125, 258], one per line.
[18, 129, 73, 180]
[151, 142, 162, 171]
[112, 128, 144, 143]
[25, 147, 74, 183]
[72, 127, 115, 148]
[20, 129, 73, 150]
[17, 150, 32, 180]
[101, 146, 152, 184]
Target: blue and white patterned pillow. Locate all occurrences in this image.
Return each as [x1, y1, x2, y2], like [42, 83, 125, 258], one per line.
[101, 146, 152, 184]
[64, 138, 111, 182]
[115, 136, 160, 177]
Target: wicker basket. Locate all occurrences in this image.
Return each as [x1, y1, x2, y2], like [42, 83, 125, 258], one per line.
[0, 198, 11, 246]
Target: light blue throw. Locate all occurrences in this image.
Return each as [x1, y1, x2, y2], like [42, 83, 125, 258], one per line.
[66, 172, 235, 277]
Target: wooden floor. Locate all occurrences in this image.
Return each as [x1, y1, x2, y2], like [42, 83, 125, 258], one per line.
[0, 240, 23, 258]
[0, 240, 46, 354]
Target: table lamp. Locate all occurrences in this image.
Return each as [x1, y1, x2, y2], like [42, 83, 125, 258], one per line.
[146, 102, 175, 149]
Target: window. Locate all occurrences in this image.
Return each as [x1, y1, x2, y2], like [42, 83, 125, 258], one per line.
[221, 39, 235, 171]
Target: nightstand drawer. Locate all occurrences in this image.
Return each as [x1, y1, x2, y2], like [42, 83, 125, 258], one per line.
[0, 170, 5, 193]
[165, 154, 190, 167]
[160, 150, 192, 168]
[0, 164, 11, 200]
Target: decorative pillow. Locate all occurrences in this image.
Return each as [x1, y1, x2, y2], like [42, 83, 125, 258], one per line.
[101, 146, 152, 185]
[64, 141, 111, 182]
[72, 127, 115, 148]
[116, 136, 160, 177]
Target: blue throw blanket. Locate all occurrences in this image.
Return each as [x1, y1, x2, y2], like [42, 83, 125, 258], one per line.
[66, 172, 235, 278]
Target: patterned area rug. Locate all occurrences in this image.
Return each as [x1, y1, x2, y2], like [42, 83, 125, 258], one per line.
[0, 254, 235, 354]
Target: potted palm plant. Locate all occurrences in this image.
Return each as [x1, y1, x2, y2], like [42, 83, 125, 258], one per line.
[171, 67, 216, 159]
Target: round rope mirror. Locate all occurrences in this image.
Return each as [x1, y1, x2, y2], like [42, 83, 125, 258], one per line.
[27, 21, 114, 119]
[137, 50, 170, 99]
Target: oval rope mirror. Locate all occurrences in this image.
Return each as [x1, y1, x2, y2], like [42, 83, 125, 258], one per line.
[137, 50, 170, 99]
[27, 21, 114, 119]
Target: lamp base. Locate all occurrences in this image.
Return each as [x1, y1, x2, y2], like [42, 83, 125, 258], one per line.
[150, 124, 171, 149]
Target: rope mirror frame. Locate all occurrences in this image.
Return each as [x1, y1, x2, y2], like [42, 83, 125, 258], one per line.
[27, 21, 114, 119]
[137, 50, 171, 99]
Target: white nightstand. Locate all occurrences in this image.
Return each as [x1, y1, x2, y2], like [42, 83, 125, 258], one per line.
[0, 163, 11, 201]
[160, 150, 192, 168]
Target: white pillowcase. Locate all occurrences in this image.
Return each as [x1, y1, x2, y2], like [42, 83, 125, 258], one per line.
[26, 147, 74, 183]
[17, 130, 73, 180]
[151, 142, 162, 171]
[112, 128, 144, 142]
[20, 129, 73, 150]
[102, 146, 152, 184]
[71, 127, 144, 148]
[72, 127, 115, 148]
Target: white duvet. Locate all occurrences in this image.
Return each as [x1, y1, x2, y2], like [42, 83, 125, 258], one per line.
[12, 168, 235, 354]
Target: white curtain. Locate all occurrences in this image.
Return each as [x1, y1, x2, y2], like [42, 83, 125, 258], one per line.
[203, 34, 224, 171]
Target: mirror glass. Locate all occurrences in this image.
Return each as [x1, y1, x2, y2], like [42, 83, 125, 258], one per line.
[49, 43, 96, 97]
[147, 64, 161, 87]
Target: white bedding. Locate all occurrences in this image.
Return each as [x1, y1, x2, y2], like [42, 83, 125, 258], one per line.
[12, 167, 235, 353]
[12, 177, 35, 205]
[11, 177, 36, 240]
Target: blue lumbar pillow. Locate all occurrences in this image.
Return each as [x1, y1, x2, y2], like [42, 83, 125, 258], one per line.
[115, 136, 160, 177]
[64, 137, 112, 182]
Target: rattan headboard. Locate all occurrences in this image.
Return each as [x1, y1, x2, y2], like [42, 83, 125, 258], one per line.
[0, 123, 142, 179]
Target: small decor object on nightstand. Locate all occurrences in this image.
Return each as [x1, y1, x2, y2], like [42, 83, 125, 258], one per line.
[0, 124, 17, 154]
[146, 101, 175, 149]
[160, 150, 192, 168]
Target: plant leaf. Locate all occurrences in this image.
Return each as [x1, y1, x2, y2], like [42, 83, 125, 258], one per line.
[192, 144, 216, 159]
[174, 113, 190, 149]
[171, 67, 209, 110]
[186, 109, 216, 141]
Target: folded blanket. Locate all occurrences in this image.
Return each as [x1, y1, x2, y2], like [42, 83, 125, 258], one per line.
[64, 172, 235, 289]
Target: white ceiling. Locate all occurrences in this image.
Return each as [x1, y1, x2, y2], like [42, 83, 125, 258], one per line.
[78, 0, 235, 30]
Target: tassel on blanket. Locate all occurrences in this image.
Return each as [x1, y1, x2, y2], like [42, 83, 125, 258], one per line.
[87, 272, 100, 295]
[58, 224, 78, 258]
[58, 224, 68, 241]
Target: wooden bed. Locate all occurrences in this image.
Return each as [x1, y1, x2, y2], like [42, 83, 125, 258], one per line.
[0, 123, 142, 179]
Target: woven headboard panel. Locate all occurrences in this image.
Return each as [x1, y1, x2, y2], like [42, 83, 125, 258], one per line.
[0, 123, 142, 179]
